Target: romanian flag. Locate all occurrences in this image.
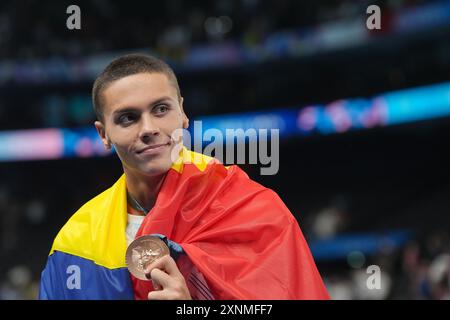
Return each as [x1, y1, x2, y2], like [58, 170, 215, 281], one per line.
[39, 147, 329, 300]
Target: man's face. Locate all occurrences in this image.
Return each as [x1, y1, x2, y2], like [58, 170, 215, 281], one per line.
[95, 72, 189, 177]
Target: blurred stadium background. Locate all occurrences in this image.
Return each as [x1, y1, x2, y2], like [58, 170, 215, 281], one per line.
[1, 0, 450, 300]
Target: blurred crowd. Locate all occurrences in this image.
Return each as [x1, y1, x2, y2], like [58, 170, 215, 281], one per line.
[0, 186, 41, 299]
[0, 0, 432, 60]
[307, 199, 450, 300]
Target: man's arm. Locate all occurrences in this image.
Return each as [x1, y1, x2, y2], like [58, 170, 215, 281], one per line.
[39, 251, 135, 300]
[39, 254, 60, 300]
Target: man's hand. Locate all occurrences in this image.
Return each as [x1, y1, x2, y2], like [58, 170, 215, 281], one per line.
[145, 255, 192, 300]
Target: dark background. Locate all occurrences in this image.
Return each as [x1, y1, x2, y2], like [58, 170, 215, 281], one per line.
[0, 0, 449, 299]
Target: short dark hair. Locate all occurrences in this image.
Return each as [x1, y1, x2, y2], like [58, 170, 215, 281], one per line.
[92, 53, 180, 122]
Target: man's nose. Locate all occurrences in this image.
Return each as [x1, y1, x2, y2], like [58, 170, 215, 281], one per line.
[139, 115, 160, 142]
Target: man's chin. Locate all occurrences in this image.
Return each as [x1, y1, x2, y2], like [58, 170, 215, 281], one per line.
[137, 161, 173, 177]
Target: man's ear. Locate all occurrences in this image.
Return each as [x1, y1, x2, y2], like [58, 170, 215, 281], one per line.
[94, 121, 112, 150]
[179, 97, 189, 129]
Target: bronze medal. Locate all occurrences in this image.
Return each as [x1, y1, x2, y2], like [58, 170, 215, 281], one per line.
[126, 235, 170, 281]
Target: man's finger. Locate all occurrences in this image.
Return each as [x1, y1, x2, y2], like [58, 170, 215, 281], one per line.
[148, 289, 185, 300]
[145, 255, 180, 276]
[148, 289, 170, 300]
[144, 273, 161, 290]
[147, 267, 171, 289]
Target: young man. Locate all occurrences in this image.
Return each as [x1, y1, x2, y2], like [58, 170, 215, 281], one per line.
[39, 54, 329, 300]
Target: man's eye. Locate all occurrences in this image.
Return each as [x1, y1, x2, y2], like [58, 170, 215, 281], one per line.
[154, 105, 169, 115]
[119, 114, 136, 124]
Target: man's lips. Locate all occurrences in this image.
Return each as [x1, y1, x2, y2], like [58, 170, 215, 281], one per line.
[136, 142, 170, 154]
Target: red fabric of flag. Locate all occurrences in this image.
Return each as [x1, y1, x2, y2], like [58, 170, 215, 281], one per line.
[132, 159, 329, 300]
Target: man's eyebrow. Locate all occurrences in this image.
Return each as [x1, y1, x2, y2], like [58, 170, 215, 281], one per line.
[112, 97, 174, 116]
[112, 107, 140, 116]
[148, 96, 174, 107]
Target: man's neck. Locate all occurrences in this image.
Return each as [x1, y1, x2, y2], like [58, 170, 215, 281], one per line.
[124, 167, 167, 216]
